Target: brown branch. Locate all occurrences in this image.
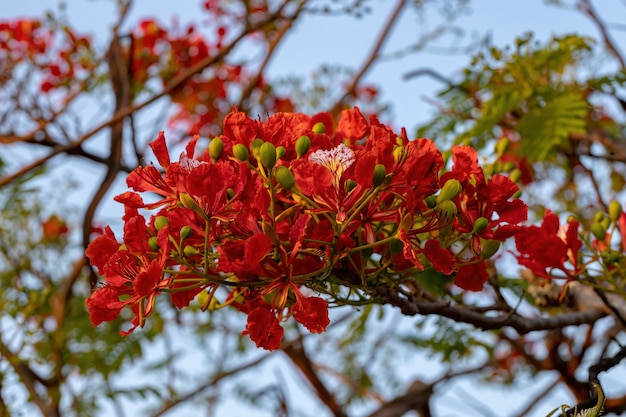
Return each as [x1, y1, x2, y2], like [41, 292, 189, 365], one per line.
[375, 286, 605, 333]
[237, 0, 307, 112]
[150, 353, 271, 417]
[0, 0, 294, 189]
[0, 340, 60, 417]
[329, 0, 407, 117]
[282, 336, 348, 417]
[576, 0, 626, 69]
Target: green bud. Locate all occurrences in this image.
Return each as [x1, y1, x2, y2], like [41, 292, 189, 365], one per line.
[276, 146, 286, 159]
[509, 168, 522, 183]
[495, 137, 509, 157]
[481, 239, 501, 259]
[183, 245, 199, 256]
[424, 195, 437, 209]
[250, 138, 264, 159]
[226, 188, 235, 199]
[372, 164, 387, 187]
[513, 190, 522, 199]
[472, 217, 489, 234]
[154, 216, 169, 231]
[148, 236, 159, 251]
[388, 238, 404, 255]
[593, 211, 605, 223]
[275, 166, 295, 189]
[590, 222, 606, 241]
[436, 200, 458, 222]
[346, 179, 357, 192]
[312, 122, 326, 134]
[436, 179, 463, 204]
[180, 225, 193, 241]
[609, 201, 622, 222]
[502, 161, 515, 172]
[259, 142, 277, 169]
[209, 137, 224, 161]
[601, 216, 611, 231]
[232, 143, 249, 161]
[179, 193, 207, 220]
[295, 135, 311, 158]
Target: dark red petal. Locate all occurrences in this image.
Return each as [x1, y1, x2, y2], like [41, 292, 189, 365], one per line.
[85, 226, 120, 275]
[292, 295, 329, 334]
[423, 239, 457, 275]
[85, 286, 122, 326]
[454, 261, 488, 292]
[243, 307, 284, 351]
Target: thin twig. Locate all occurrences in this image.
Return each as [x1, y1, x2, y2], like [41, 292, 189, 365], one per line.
[329, 0, 407, 117]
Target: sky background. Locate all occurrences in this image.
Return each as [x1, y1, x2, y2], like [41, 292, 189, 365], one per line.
[2, 1, 626, 416]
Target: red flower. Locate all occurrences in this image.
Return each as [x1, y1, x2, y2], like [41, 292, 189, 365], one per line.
[292, 293, 330, 334]
[243, 307, 284, 351]
[454, 261, 489, 292]
[515, 210, 582, 279]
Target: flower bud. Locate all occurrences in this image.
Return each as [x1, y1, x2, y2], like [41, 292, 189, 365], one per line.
[259, 142, 277, 169]
[154, 216, 169, 231]
[232, 143, 249, 161]
[312, 122, 326, 134]
[509, 168, 522, 183]
[276, 146, 286, 159]
[180, 225, 193, 241]
[295, 135, 311, 158]
[495, 137, 509, 157]
[593, 211, 605, 223]
[609, 201, 622, 222]
[480, 239, 501, 259]
[436, 179, 462, 204]
[345, 179, 357, 192]
[502, 161, 515, 172]
[250, 138, 264, 159]
[209, 137, 224, 161]
[424, 195, 437, 209]
[372, 164, 387, 187]
[179, 193, 207, 220]
[601, 216, 611, 231]
[472, 217, 489, 234]
[590, 222, 606, 241]
[148, 236, 159, 251]
[436, 200, 458, 222]
[275, 166, 295, 189]
[183, 245, 199, 256]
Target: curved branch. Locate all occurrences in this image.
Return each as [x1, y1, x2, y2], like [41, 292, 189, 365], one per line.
[329, 0, 407, 117]
[375, 286, 605, 333]
[0, 0, 294, 189]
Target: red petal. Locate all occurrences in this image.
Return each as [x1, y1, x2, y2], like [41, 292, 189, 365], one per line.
[454, 261, 488, 292]
[85, 226, 120, 275]
[292, 295, 329, 333]
[149, 132, 171, 169]
[243, 307, 284, 351]
[85, 286, 122, 326]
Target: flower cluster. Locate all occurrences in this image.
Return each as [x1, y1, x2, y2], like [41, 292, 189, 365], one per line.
[86, 107, 528, 350]
[0, 18, 93, 93]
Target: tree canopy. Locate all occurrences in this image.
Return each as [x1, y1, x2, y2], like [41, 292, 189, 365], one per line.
[1, 1, 626, 416]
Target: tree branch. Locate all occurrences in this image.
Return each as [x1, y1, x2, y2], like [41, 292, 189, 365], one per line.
[329, 0, 407, 117]
[375, 286, 605, 333]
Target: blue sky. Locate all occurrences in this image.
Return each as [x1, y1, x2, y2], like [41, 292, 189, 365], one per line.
[2, 1, 626, 416]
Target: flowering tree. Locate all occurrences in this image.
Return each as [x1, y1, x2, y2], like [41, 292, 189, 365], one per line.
[1, 1, 626, 416]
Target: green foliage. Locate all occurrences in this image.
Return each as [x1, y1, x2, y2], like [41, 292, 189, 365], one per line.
[0, 175, 163, 416]
[401, 317, 494, 363]
[418, 34, 594, 161]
